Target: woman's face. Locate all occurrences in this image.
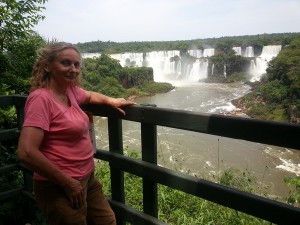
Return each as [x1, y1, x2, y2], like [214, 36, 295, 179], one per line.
[46, 48, 81, 87]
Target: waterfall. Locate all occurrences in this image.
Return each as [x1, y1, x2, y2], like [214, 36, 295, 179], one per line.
[188, 59, 209, 81]
[144, 51, 180, 81]
[203, 48, 215, 57]
[111, 52, 144, 67]
[233, 46, 254, 57]
[248, 45, 281, 81]
[244, 46, 254, 57]
[176, 61, 182, 79]
[82, 44, 281, 83]
[110, 50, 213, 82]
[260, 45, 282, 61]
[188, 49, 203, 58]
[211, 64, 214, 75]
[232, 47, 242, 55]
[82, 52, 101, 58]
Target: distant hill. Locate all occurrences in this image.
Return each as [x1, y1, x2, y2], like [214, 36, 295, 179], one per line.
[76, 32, 300, 54]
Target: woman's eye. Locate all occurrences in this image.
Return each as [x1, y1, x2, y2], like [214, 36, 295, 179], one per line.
[60, 60, 80, 68]
[61, 60, 72, 66]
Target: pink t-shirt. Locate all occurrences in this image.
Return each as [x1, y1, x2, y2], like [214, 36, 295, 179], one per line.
[23, 86, 95, 180]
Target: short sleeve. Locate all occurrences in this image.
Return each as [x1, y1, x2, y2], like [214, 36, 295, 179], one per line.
[23, 90, 51, 131]
[69, 86, 87, 105]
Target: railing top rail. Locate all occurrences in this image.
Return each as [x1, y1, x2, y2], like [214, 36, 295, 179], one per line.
[0, 95, 27, 107]
[83, 104, 300, 150]
[1, 94, 299, 149]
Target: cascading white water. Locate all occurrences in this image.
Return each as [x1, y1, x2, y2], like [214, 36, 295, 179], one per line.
[146, 51, 180, 81]
[248, 45, 282, 81]
[260, 45, 282, 61]
[232, 46, 254, 57]
[211, 64, 215, 75]
[111, 52, 144, 67]
[110, 49, 214, 82]
[203, 48, 215, 57]
[188, 59, 209, 81]
[188, 49, 203, 58]
[82, 45, 281, 83]
[232, 47, 242, 55]
[244, 46, 254, 57]
[82, 52, 101, 58]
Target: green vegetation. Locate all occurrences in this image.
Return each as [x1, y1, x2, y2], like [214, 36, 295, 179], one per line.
[76, 33, 300, 54]
[0, 1, 48, 223]
[0, 0, 46, 51]
[284, 176, 300, 206]
[209, 50, 249, 76]
[94, 151, 276, 225]
[233, 37, 300, 123]
[82, 54, 174, 98]
[0, 0, 47, 95]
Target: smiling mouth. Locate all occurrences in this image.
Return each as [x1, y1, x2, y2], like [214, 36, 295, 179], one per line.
[65, 75, 76, 79]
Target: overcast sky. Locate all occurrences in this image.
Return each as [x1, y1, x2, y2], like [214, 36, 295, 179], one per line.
[34, 0, 300, 44]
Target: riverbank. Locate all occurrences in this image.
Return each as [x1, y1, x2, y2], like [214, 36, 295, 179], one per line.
[202, 74, 253, 117]
[231, 80, 300, 124]
[203, 75, 297, 123]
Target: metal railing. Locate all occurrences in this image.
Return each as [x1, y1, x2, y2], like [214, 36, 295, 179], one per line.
[1, 95, 300, 225]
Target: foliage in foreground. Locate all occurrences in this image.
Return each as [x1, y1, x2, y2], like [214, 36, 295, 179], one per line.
[94, 151, 295, 225]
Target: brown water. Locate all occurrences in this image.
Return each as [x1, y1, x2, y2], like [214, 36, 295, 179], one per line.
[94, 82, 300, 200]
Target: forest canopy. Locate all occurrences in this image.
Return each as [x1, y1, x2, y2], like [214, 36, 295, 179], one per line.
[76, 32, 300, 54]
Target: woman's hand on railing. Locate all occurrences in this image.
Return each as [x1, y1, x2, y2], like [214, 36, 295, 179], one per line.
[109, 98, 136, 116]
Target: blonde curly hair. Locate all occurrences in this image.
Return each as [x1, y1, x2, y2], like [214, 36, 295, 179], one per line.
[30, 42, 82, 92]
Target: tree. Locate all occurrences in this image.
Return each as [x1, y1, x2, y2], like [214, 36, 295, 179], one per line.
[0, 0, 47, 51]
[1, 33, 46, 94]
[267, 38, 300, 102]
[0, 0, 48, 94]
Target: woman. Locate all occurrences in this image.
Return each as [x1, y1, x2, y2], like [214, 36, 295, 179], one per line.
[17, 42, 135, 225]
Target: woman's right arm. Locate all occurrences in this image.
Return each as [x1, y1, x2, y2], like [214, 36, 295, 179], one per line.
[17, 127, 69, 183]
[17, 127, 85, 208]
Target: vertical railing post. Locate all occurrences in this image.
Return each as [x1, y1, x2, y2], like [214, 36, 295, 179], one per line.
[14, 96, 33, 193]
[14, 95, 34, 218]
[107, 117, 125, 225]
[141, 105, 158, 219]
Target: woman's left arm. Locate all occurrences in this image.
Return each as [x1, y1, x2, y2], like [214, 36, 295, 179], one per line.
[84, 91, 136, 116]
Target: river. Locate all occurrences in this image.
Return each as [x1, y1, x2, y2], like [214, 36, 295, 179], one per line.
[93, 81, 300, 199]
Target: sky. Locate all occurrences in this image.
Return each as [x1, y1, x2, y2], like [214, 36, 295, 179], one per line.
[34, 0, 300, 44]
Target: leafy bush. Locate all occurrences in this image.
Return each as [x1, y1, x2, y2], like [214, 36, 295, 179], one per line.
[258, 80, 288, 102]
[284, 176, 300, 207]
[138, 81, 174, 95]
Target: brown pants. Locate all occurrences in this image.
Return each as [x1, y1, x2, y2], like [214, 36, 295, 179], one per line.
[33, 174, 116, 225]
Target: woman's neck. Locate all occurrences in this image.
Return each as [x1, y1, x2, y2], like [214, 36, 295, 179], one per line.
[49, 82, 68, 96]
[49, 83, 70, 106]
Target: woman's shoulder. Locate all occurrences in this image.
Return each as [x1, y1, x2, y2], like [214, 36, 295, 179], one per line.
[68, 85, 86, 93]
[29, 88, 50, 96]
[67, 85, 87, 105]
[27, 88, 51, 103]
